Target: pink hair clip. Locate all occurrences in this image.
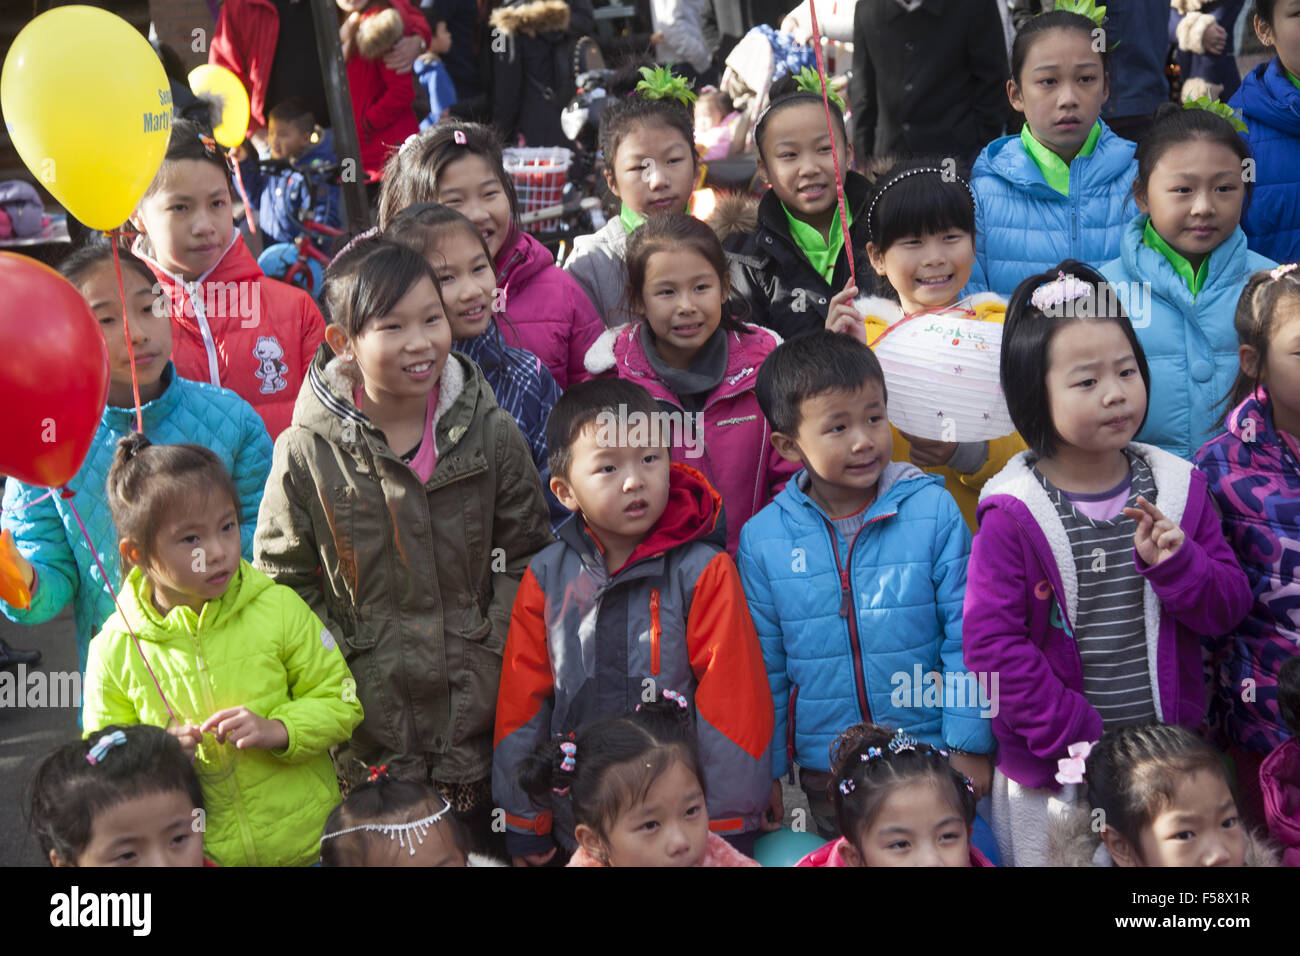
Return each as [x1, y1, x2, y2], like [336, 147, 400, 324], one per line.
[559, 740, 577, 773]
[453, 129, 468, 146]
[1271, 263, 1299, 281]
[662, 689, 689, 710]
[1054, 740, 1095, 786]
[1030, 272, 1092, 314]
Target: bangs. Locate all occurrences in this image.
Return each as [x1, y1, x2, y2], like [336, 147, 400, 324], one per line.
[874, 175, 975, 250]
[589, 745, 697, 836]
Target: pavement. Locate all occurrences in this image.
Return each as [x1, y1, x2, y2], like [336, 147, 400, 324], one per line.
[0, 607, 81, 866]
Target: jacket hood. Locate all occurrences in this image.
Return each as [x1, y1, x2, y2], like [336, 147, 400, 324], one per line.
[1048, 804, 1282, 866]
[294, 340, 474, 461]
[1116, 215, 1251, 309]
[978, 442, 1193, 666]
[489, 0, 571, 36]
[496, 227, 553, 289]
[1234, 59, 1300, 135]
[582, 321, 782, 389]
[975, 121, 1136, 196]
[133, 230, 259, 290]
[356, 7, 405, 61]
[109, 560, 275, 641]
[556, 462, 726, 569]
[776, 460, 939, 526]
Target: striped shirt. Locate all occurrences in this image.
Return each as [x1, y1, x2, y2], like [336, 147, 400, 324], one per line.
[1034, 451, 1158, 731]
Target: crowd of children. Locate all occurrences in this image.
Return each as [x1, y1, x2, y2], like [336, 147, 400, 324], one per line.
[7, 2, 1300, 869]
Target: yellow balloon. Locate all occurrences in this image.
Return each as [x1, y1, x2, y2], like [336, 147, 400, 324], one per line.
[188, 64, 250, 150]
[1, 6, 171, 231]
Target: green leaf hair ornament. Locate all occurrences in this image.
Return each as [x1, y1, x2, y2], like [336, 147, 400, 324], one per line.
[1052, 0, 1106, 27]
[1182, 96, 1249, 133]
[635, 65, 697, 107]
[793, 66, 846, 112]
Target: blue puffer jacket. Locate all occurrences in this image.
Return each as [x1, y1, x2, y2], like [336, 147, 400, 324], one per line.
[737, 463, 995, 778]
[1100, 216, 1274, 461]
[1, 365, 272, 673]
[1230, 58, 1300, 263]
[971, 121, 1138, 296]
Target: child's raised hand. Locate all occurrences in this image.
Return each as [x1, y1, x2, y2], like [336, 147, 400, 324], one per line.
[825, 284, 867, 343]
[200, 706, 289, 751]
[167, 722, 203, 760]
[949, 751, 993, 800]
[1122, 495, 1185, 567]
[898, 431, 958, 468]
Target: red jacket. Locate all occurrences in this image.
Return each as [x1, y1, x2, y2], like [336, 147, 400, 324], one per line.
[134, 233, 325, 439]
[796, 835, 994, 867]
[210, 0, 431, 131]
[346, 4, 420, 180]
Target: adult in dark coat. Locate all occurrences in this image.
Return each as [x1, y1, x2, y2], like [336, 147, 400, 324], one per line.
[850, 0, 1009, 166]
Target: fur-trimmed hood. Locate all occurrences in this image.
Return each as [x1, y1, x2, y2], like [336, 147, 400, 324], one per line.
[1047, 805, 1282, 867]
[489, 0, 571, 37]
[355, 6, 405, 60]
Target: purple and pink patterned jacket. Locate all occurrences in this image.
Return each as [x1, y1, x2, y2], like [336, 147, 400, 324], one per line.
[964, 443, 1251, 790]
[1194, 388, 1300, 755]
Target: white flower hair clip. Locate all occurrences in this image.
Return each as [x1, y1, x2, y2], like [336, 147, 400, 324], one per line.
[1030, 271, 1093, 314]
[1271, 263, 1299, 281]
[1054, 740, 1095, 786]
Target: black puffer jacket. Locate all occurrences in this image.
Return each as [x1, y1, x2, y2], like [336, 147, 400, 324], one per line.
[727, 172, 876, 341]
[489, 0, 594, 147]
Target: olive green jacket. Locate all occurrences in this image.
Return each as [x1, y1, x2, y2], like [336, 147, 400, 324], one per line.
[254, 343, 552, 786]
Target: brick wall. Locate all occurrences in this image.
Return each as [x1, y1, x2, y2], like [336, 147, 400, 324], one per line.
[149, 0, 216, 72]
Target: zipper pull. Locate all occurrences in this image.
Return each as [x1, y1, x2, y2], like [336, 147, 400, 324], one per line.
[839, 570, 851, 618]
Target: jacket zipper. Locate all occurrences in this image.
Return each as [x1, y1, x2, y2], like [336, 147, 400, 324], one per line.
[786, 685, 798, 784]
[192, 622, 258, 865]
[824, 515, 890, 725]
[186, 281, 222, 386]
[649, 588, 661, 675]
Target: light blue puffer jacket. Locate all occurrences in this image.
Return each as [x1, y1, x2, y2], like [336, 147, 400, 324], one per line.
[1, 365, 272, 672]
[1100, 216, 1275, 461]
[971, 121, 1138, 296]
[736, 462, 995, 778]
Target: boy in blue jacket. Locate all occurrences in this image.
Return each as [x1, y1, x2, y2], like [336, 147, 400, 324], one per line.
[738, 331, 996, 841]
[251, 97, 341, 246]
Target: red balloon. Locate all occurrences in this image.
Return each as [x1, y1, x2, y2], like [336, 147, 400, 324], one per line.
[0, 252, 109, 487]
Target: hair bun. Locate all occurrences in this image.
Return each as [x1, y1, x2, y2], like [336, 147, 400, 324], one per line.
[116, 432, 152, 462]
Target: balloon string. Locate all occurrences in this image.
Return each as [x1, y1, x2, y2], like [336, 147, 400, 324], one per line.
[107, 233, 145, 434]
[0, 488, 55, 513]
[806, 2, 855, 291]
[60, 487, 175, 725]
[230, 151, 257, 235]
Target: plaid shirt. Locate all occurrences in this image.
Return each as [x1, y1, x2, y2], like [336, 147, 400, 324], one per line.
[457, 327, 567, 527]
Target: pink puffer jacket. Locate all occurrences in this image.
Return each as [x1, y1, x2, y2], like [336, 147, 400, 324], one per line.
[496, 227, 603, 389]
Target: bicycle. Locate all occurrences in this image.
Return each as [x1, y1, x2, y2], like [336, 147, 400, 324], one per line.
[254, 158, 345, 300]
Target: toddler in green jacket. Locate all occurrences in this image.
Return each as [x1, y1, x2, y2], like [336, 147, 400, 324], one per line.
[82, 434, 363, 867]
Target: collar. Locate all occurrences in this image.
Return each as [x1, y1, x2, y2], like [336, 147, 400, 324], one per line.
[780, 200, 850, 283]
[882, 0, 939, 19]
[1142, 218, 1209, 296]
[1287, 67, 1300, 92]
[619, 202, 646, 235]
[1019, 121, 1102, 195]
[103, 362, 182, 429]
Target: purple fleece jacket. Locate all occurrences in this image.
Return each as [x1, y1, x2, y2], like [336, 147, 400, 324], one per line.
[963, 443, 1251, 790]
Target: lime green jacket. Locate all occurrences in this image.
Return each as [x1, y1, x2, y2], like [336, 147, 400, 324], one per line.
[83, 561, 363, 867]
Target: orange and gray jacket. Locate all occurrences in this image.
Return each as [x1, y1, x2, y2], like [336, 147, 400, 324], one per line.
[492, 464, 774, 856]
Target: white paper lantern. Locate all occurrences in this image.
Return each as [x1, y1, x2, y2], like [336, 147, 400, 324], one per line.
[867, 307, 1015, 443]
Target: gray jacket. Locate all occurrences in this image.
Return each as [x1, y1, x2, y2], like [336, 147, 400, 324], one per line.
[563, 217, 635, 328]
